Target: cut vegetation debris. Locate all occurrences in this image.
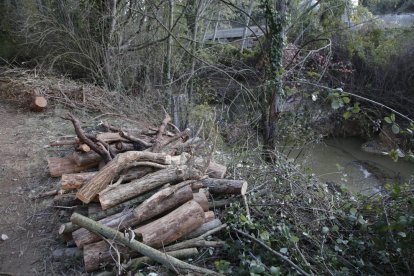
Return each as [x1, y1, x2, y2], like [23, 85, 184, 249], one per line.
[45, 112, 246, 274]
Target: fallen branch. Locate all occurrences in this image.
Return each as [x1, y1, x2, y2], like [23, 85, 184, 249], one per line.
[64, 113, 111, 163]
[151, 115, 171, 152]
[119, 130, 152, 149]
[232, 228, 310, 276]
[125, 248, 199, 271]
[164, 223, 227, 252]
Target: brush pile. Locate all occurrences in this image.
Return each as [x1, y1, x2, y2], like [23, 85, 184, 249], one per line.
[47, 113, 248, 274]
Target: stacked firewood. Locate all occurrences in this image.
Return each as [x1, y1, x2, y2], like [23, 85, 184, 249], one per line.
[47, 113, 248, 274]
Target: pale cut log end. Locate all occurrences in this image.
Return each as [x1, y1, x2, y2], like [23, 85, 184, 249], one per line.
[58, 224, 66, 235]
[241, 181, 248, 196]
[76, 191, 91, 204]
[204, 211, 215, 223]
[31, 96, 47, 112]
[78, 144, 91, 152]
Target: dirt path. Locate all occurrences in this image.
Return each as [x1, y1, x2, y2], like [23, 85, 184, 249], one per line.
[0, 102, 82, 275]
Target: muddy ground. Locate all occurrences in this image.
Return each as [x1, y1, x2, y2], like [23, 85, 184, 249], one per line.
[0, 102, 86, 275]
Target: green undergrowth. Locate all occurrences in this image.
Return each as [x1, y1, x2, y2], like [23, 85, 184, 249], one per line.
[217, 147, 414, 275]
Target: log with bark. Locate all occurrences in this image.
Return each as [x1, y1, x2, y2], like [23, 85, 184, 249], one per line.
[99, 165, 201, 210]
[72, 185, 193, 248]
[133, 200, 205, 248]
[201, 178, 247, 195]
[61, 172, 96, 190]
[64, 113, 112, 163]
[83, 239, 134, 272]
[30, 96, 47, 112]
[78, 144, 91, 152]
[59, 190, 157, 235]
[71, 213, 218, 275]
[96, 132, 129, 143]
[53, 193, 82, 207]
[48, 157, 98, 177]
[125, 248, 199, 271]
[71, 151, 102, 167]
[164, 223, 227, 252]
[192, 191, 209, 212]
[183, 219, 222, 240]
[76, 151, 172, 203]
[191, 158, 226, 179]
[204, 211, 215, 223]
[151, 115, 171, 152]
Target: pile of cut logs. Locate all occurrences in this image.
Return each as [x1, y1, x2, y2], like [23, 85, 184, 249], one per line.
[47, 113, 248, 274]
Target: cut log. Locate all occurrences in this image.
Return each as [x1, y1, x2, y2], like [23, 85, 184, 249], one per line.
[183, 219, 222, 240]
[192, 158, 226, 179]
[205, 162, 227, 179]
[76, 151, 172, 204]
[126, 248, 199, 271]
[64, 113, 111, 163]
[121, 166, 155, 182]
[209, 199, 232, 209]
[30, 96, 47, 112]
[78, 144, 91, 152]
[88, 204, 102, 216]
[164, 223, 227, 252]
[96, 132, 129, 143]
[50, 138, 79, 147]
[119, 131, 152, 148]
[61, 172, 96, 190]
[132, 184, 193, 224]
[72, 185, 193, 248]
[151, 115, 171, 152]
[204, 211, 215, 223]
[192, 191, 209, 212]
[201, 178, 247, 195]
[59, 190, 157, 235]
[114, 141, 135, 152]
[48, 156, 97, 177]
[134, 200, 205, 248]
[99, 165, 201, 210]
[173, 137, 203, 155]
[71, 213, 218, 275]
[83, 239, 134, 272]
[71, 151, 102, 167]
[53, 193, 82, 207]
[52, 247, 82, 261]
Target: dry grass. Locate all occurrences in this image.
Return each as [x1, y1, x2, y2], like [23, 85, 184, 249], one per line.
[0, 66, 163, 126]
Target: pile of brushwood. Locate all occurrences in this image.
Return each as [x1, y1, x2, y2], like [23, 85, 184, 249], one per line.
[47, 113, 248, 275]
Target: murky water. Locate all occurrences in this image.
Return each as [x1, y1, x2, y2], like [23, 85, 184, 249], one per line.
[291, 138, 414, 195]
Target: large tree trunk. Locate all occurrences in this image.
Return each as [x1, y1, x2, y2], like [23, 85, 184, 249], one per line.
[99, 166, 201, 210]
[76, 151, 172, 203]
[134, 200, 205, 248]
[201, 178, 248, 195]
[72, 185, 193, 248]
[48, 157, 97, 177]
[262, 0, 287, 161]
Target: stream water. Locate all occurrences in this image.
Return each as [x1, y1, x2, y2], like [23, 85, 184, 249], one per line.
[292, 138, 414, 195]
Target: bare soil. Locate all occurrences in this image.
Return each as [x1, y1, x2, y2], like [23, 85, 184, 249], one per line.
[0, 102, 83, 275]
